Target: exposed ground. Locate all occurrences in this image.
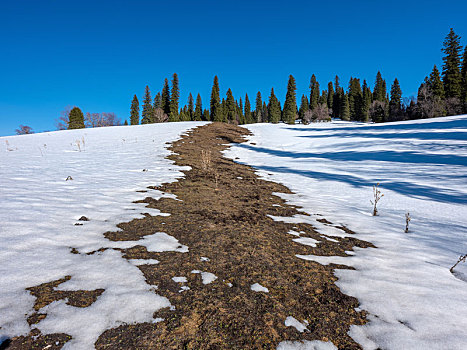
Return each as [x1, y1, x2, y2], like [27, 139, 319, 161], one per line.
[6, 122, 374, 349]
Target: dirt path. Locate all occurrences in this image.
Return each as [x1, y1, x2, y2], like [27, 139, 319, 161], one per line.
[7, 122, 373, 349]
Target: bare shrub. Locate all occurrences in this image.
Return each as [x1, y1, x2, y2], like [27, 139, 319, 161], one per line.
[302, 109, 313, 124]
[450, 253, 467, 273]
[405, 212, 411, 233]
[312, 103, 331, 122]
[370, 183, 384, 216]
[200, 150, 212, 171]
[369, 101, 388, 123]
[56, 106, 72, 130]
[416, 86, 446, 118]
[154, 108, 168, 123]
[85, 112, 121, 127]
[15, 125, 34, 135]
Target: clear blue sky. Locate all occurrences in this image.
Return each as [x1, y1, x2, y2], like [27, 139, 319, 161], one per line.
[0, 0, 466, 136]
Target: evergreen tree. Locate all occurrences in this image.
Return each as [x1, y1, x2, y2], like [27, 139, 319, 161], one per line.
[348, 78, 363, 120]
[130, 94, 140, 125]
[68, 107, 85, 129]
[309, 74, 320, 110]
[373, 71, 387, 102]
[141, 85, 153, 124]
[226, 88, 236, 123]
[124, 120, 128, 126]
[187, 93, 194, 120]
[361, 80, 371, 122]
[203, 109, 210, 121]
[244, 94, 252, 123]
[283, 75, 297, 124]
[389, 78, 403, 119]
[255, 91, 262, 123]
[154, 92, 162, 110]
[161, 78, 171, 116]
[299, 94, 309, 121]
[327, 82, 334, 110]
[340, 92, 350, 121]
[210, 76, 221, 121]
[262, 102, 268, 123]
[220, 98, 227, 122]
[194, 93, 203, 121]
[442, 28, 462, 98]
[268, 88, 281, 123]
[319, 90, 327, 105]
[461, 46, 467, 109]
[333, 76, 341, 118]
[169, 73, 180, 122]
[428, 65, 445, 99]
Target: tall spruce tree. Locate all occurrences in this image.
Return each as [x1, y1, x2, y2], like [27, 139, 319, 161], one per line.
[333, 77, 341, 118]
[461, 46, 467, 109]
[154, 92, 162, 110]
[268, 88, 281, 123]
[161, 78, 171, 116]
[283, 75, 297, 124]
[225, 88, 236, 123]
[168, 73, 180, 122]
[68, 107, 85, 129]
[141, 85, 153, 124]
[348, 78, 363, 120]
[442, 28, 462, 98]
[340, 92, 350, 121]
[361, 80, 371, 122]
[262, 102, 268, 123]
[309, 74, 320, 110]
[373, 71, 387, 102]
[327, 82, 334, 111]
[428, 65, 445, 99]
[255, 91, 262, 123]
[299, 94, 309, 121]
[194, 94, 203, 121]
[389, 78, 403, 118]
[244, 94, 252, 123]
[187, 93, 194, 120]
[210, 76, 221, 121]
[130, 94, 140, 125]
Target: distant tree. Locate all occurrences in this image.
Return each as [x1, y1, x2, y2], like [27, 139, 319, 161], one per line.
[299, 94, 309, 122]
[141, 85, 153, 124]
[154, 92, 162, 110]
[267, 88, 281, 124]
[428, 65, 445, 99]
[210, 76, 221, 121]
[340, 92, 350, 121]
[85, 112, 121, 127]
[203, 109, 210, 121]
[327, 82, 334, 111]
[309, 74, 320, 110]
[194, 93, 203, 121]
[416, 85, 446, 118]
[348, 77, 363, 120]
[244, 94, 252, 123]
[68, 107, 85, 129]
[56, 106, 72, 130]
[333, 76, 341, 118]
[283, 75, 297, 124]
[389, 78, 403, 120]
[15, 125, 34, 135]
[461, 46, 467, 111]
[255, 91, 262, 123]
[373, 71, 387, 102]
[442, 28, 462, 99]
[124, 120, 128, 125]
[130, 94, 140, 125]
[161, 78, 171, 116]
[187, 92, 194, 120]
[168, 73, 180, 122]
[312, 103, 331, 122]
[369, 100, 388, 123]
[361, 80, 372, 122]
[225, 88, 237, 123]
[153, 108, 168, 123]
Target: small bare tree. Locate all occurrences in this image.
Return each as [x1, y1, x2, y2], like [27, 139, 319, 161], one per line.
[153, 108, 168, 123]
[56, 106, 72, 130]
[450, 253, 467, 273]
[405, 212, 411, 233]
[85, 112, 121, 127]
[302, 109, 313, 124]
[417, 86, 446, 118]
[312, 103, 331, 122]
[370, 183, 384, 216]
[15, 125, 34, 135]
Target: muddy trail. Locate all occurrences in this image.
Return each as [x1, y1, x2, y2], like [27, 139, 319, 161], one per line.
[7, 122, 374, 350]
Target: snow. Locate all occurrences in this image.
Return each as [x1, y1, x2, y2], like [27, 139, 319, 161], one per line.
[284, 316, 308, 332]
[191, 270, 218, 284]
[250, 283, 269, 293]
[172, 277, 188, 283]
[226, 115, 467, 350]
[292, 237, 320, 247]
[0, 122, 206, 349]
[277, 340, 338, 350]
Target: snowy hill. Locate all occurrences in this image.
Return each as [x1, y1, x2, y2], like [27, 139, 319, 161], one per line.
[226, 115, 467, 349]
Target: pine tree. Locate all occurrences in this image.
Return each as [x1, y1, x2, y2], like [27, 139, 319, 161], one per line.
[428, 65, 445, 99]
[68, 107, 85, 129]
[130, 94, 140, 125]
[283, 75, 297, 124]
[348, 78, 363, 120]
[327, 82, 334, 111]
[267, 88, 281, 123]
[226, 88, 236, 123]
[299, 94, 309, 121]
[168, 73, 180, 122]
[340, 92, 350, 121]
[389, 78, 403, 119]
[309, 74, 320, 110]
[373, 71, 387, 102]
[255, 91, 262, 123]
[203, 109, 210, 121]
[141, 85, 153, 124]
[244, 94, 252, 123]
[319, 90, 327, 106]
[161, 78, 171, 116]
[461, 46, 467, 109]
[442, 28, 462, 98]
[194, 94, 203, 121]
[187, 93, 194, 120]
[210, 76, 221, 121]
[124, 120, 129, 126]
[333, 76, 341, 118]
[154, 92, 162, 110]
[361, 80, 371, 122]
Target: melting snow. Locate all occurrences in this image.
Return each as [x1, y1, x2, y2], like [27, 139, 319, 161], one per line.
[250, 283, 269, 293]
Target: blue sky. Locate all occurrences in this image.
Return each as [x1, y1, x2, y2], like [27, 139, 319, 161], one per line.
[0, 0, 466, 136]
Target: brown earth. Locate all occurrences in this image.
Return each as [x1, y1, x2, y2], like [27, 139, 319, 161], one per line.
[5, 122, 374, 350]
